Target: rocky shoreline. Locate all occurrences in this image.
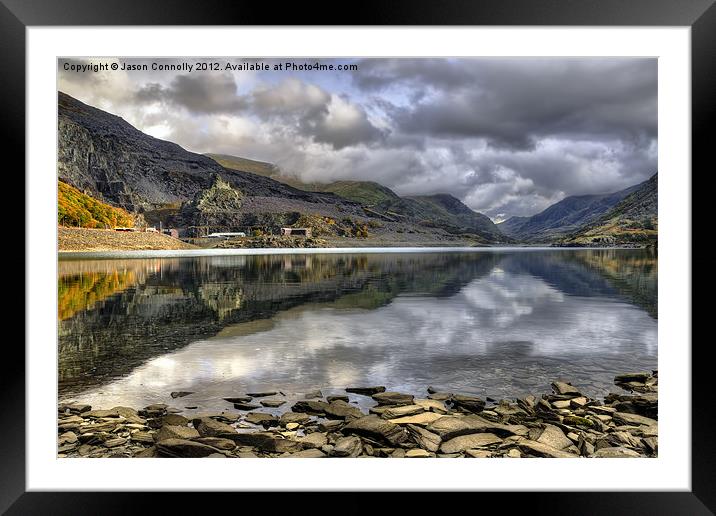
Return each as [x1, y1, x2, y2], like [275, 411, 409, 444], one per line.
[58, 372, 657, 458]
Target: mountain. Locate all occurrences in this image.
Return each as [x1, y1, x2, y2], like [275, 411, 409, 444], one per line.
[498, 181, 644, 242]
[208, 152, 505, 241]
[59, 92, 505, 243]
[59, 92, 340, 211]
[561, 174, 657, 246]
[380, 194, 506, 241]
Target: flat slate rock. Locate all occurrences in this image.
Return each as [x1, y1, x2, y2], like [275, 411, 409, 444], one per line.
[516, 439, 579, 458]
[280, 412, 313, 426]
[440, 433, 502, 453]
[406, 424, 441, 453]
[170, 391, 194, 399]
[233, 402, 262, 411]
[341, 415, 408, 446]
[156, 438, 221, 458]
[345, 386, 386, 396]
[194, 437, 236, 450]
[162, 414, 189, 427]
[318, 420, 344, 432]
[260, 399, 287, 408]
[614, 373, 652, 384]
[388, 412, 442, 426]
[297, 432, 328, 449]
[292, 400, 330, 415]
[193, 417, 237, 437]
[327, 395, 349, 403]
[381, 404, 425, 419]
[594, 446, 642, 458]
[551, 381, 582, 397]
[245, 391, 278, 398]
[324, 400, 364, 419]
[371, 392, 415, 406]
[427, 415, 528, 441]
[284, 449, 327, 458]
[155, 425, 200, 442]
[612, 412, 658, 427]
[536, 424, 573, 450]
[405, 448, 432, 458]
[304, 390, 323, 399]
[237, 434, 302, 454]
[223, 396, 253, 404]
[245, 412, 279, 427]
[450, 394, 486, 413]
[332, 436, 363, 457]
[414, 399, 448, 413]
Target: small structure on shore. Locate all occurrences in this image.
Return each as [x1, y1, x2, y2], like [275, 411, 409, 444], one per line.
[207, 232, 247, 239]
[281, 227, 312, 237]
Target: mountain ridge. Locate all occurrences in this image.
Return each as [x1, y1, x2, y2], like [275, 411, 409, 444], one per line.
[58, 92, 506, 243]
[498, 178, 652, 242]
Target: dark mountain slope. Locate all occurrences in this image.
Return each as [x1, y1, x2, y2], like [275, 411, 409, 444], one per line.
[58, 92, 356, 214]
[383, 194, 506, 241]
[561, 174, 657, 246]
[498, 182, 642, 242]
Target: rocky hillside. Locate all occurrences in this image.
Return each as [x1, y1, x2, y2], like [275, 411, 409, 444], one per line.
[561, 174, 658, 246]
[498, 181, 644, 242]
[58, 92, 361, 218]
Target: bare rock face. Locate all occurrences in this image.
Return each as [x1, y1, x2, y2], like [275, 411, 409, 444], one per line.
[179, 175, 245, 228]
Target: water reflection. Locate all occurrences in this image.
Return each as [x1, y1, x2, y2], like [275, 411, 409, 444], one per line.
[58, 249, 657, 410]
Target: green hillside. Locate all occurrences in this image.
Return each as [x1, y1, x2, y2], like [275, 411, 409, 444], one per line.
[206, 153, 279, 178]
[58, 180, 135, 229]
[318, 181, 400, 205]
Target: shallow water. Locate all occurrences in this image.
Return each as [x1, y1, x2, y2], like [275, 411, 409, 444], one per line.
[58, 248, 657, 413]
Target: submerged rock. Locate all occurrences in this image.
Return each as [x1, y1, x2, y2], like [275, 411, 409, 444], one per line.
[246, 391, 278, 398]
[260, 399, 287, 408]
[372, 392, 414, 406]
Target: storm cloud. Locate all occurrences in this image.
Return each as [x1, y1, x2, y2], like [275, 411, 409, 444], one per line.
[58, 57, 657, 220]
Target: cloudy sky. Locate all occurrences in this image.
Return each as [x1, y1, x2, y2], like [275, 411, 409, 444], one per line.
[58, 57, 657, 221]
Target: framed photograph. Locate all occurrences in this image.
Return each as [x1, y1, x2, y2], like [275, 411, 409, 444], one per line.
[7, 0, 713, 512]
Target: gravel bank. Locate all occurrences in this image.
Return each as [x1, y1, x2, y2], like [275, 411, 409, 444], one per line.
[58, 227, 198, 251]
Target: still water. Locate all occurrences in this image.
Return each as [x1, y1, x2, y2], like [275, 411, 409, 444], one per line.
[58, 249, 657, 412]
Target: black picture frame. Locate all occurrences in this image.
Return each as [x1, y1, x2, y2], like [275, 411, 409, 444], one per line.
[5, 0, 713, 513]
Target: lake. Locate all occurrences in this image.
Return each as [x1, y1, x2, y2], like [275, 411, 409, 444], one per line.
[58, 248, 657, 413]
